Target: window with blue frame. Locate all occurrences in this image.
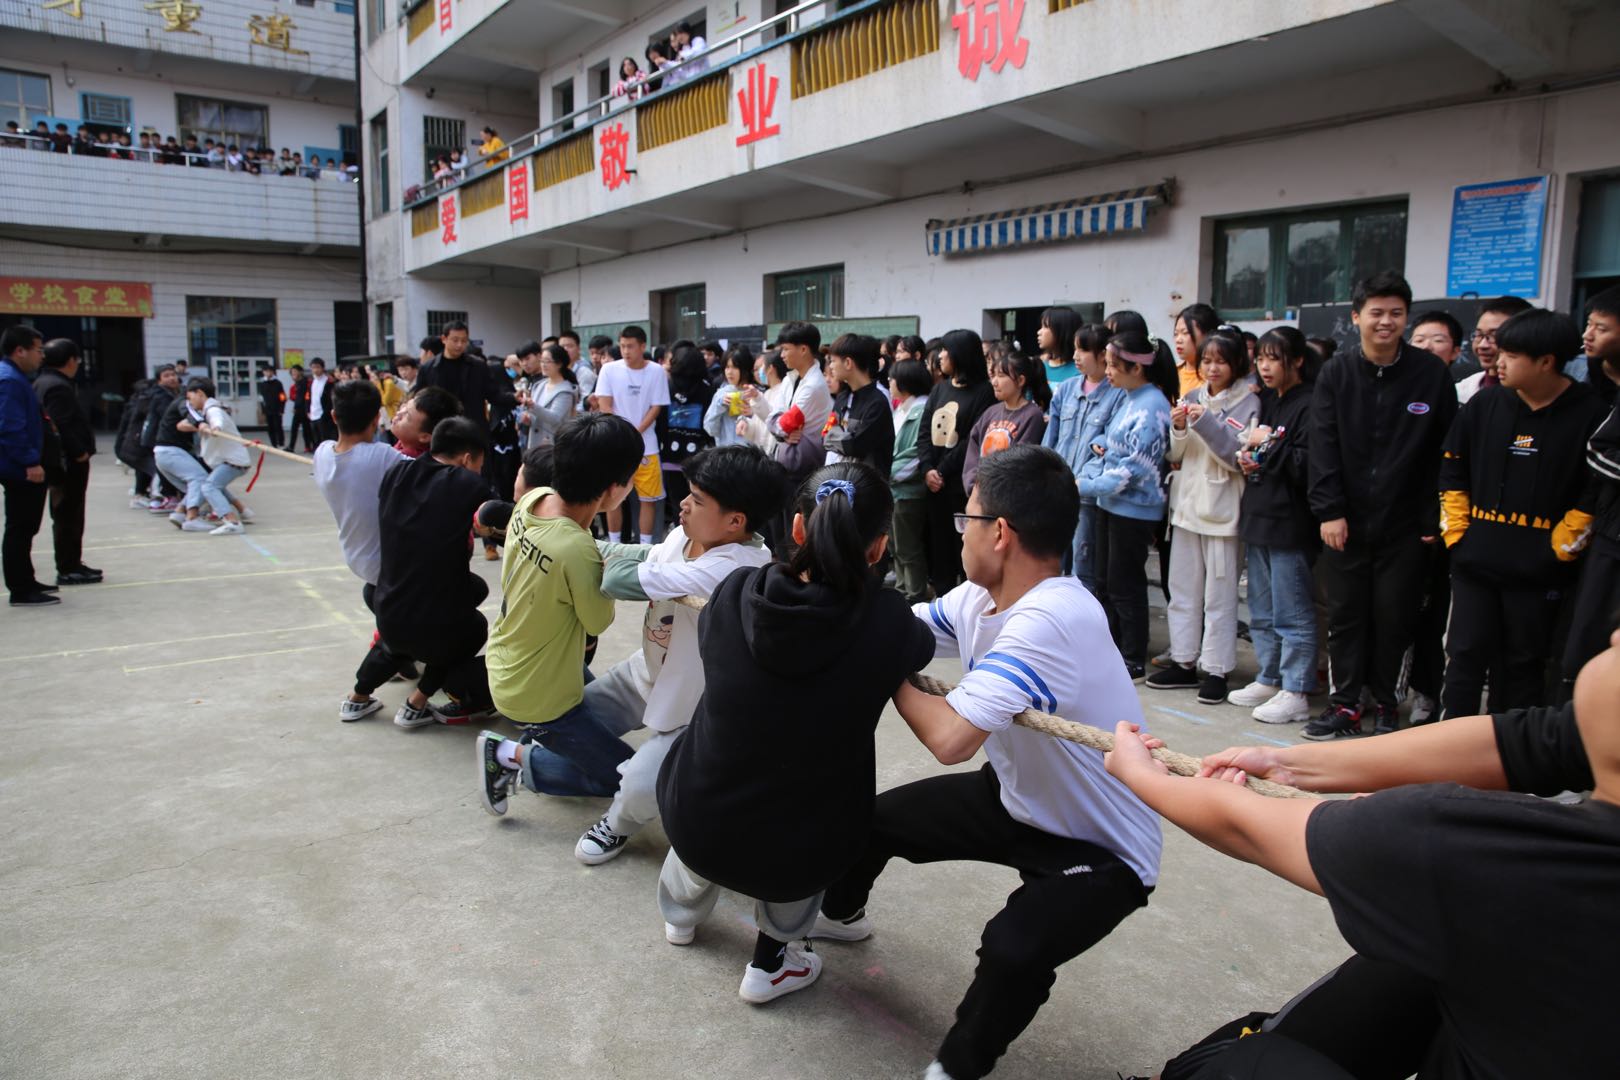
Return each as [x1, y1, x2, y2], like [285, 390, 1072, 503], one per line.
[79, 92, 131, 129]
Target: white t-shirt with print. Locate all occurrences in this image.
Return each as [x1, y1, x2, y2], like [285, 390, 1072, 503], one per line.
[595, 359, 671, 457]
[916, 576, 1163, 887]
[615, 526, 772, 732]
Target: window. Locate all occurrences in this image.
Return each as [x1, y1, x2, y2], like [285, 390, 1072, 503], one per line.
[0, 67, 51, 129]
[423, 115, 464, 180]
[655, 285, 705, 343]
[375, 302, 395, 355]
[1213, 200, 1408, 317]
[368, 110, 389, 216]
[587, 61, 611, 118]
[426, 309, 467, 338]
[366, 0, 389, 41]
[80, 93, 131, 129]
[334, 301, 366, 359]
[338, 123, 359, 166]
[553, 78, 576, 133]
[187, 297, 278, 375]
[177, 94, 268, 151]
[772, 265, 845, 322]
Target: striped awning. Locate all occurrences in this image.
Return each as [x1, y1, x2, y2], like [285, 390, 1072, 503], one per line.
[925, 182, 1172, 257]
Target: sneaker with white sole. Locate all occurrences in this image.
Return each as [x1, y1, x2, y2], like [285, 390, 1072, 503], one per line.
[394, 701, 437, 729]
[180, 518, 213, 532]
[210, 521, 244, 535]
[433, 699, 496, 726]
[739, 943, 822, 1004]
[477, 730, 517, 816]
[810, 910, 872, 942]
[1407, 691, 1437, 726]
[575, 815, 630, 865]
[1253, 689, 1313, 724]
[168, 511, 186, 527]
[665, 922, 695, 946]
[237, 506, 255, 522]
[339, 696, 384, 723]
[1227, 681, 1280, 708]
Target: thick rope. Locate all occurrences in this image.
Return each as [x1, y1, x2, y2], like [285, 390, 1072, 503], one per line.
[671, 594, 1309, 799]
[205, 428, 315, 466]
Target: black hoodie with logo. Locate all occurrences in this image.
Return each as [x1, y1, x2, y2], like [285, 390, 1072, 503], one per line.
[657, 562, 935, 902]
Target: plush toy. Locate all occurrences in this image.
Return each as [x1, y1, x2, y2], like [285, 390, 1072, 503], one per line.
[777, 404, 805, 435]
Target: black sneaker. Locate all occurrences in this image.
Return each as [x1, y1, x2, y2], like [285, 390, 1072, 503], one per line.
[9, 591, 60, 607]
[56, 569, 101, 586]
[1370, 703, 1400, 735]
[433, 699, 496, 726]
[1302, 704, 1363, 741]
[477, 730, 517, 816]
[1196, 673, 1229, 705]
[1124, 662, 1146, 683]
[574, 814, 630, 865]
[1145, 663, 1199, 690]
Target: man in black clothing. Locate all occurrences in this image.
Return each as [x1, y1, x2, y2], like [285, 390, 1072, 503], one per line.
[373, 417, 497, 725]
[33, 340, 101, 586]
[414, 321, 512, 435]
[1438, 309, 1606, 720]
[1305, 271, 1457, 739]
[257, 366, 286, 448]
[1, 326, 55, 606]
[823, 333, 894, 477]
[285, 364, 315, 453]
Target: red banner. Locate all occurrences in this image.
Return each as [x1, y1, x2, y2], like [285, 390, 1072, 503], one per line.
[0, 277, 154, 318]
[509, 162, 529, 223]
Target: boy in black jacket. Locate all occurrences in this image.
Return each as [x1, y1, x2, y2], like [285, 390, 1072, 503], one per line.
[1439, 309, 1605, 720]
[1306, 271, 1457, 739]
[1563, 287, 1620, 682]
[33, 339, 100, 585]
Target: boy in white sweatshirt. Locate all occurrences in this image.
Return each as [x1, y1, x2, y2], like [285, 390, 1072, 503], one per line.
[476, 444, 786, 864]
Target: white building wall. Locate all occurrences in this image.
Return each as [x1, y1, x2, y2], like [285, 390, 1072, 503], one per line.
[539, 83, 1620, 339]
[0, 237, 362, 371]
[393, 278, 539, 357]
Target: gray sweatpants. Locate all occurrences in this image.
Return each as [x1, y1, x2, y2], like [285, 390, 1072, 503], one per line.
[584, 659, 680, 838]
[656, 848, 822, 942]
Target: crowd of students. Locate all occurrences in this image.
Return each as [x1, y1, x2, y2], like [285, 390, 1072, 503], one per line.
[2, 121, 358, 179]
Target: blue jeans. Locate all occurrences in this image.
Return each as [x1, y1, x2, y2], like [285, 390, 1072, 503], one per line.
[519, 694, 635, 798]
[152, 446, 208, 510]
[1072, 499, 1101, 596]
[1247, 544, 1318, 693]
[202, 462, 247, 517]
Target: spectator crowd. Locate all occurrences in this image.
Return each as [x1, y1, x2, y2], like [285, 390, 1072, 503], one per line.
[2, 120, 358, 180]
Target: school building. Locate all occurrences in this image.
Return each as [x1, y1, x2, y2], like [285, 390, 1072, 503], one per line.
[363, 0, 1620, 355]
[0, 0, 363, 426]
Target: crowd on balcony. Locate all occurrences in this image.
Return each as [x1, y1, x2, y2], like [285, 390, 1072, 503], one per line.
[1, 120, 357, 180]
[613, 21, 710, 102]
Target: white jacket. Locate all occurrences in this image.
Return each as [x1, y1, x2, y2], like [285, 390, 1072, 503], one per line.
[1166, 382, 1259, 537]
[200, 399, 252, 468]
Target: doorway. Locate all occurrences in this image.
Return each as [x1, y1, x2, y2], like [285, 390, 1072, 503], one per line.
[0, 313, 146, 431]
[982, 303, 1104, 355]
[653, 284, 706, 345]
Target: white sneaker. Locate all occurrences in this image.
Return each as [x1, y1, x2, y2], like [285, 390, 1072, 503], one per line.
[1253, 689, 1312, 724]
[338, 696, 383, 722]
[923, 1064, 957, 1080]
[810, 910, 872, 942]
[210, 521, 244, 535]
[1227, 681, 1280, 708]
[664, 921, 695, 946]
[180, 518, 213, 532]
[738, 943, 821, 1004]
[237, 506, 255, 522]
[393, 701, 438, 729]
[168, 511, 186, 527]
[1408, 692, 1437, 725]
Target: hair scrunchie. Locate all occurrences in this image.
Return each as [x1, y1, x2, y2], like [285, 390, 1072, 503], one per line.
[815, 478, 856, 507]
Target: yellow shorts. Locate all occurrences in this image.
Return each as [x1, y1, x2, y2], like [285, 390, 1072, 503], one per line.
[633, 455, 664, 501]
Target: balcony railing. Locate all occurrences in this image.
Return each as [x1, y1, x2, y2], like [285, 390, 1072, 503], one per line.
[792, 0, 939, 97]
[402, 0, 918, 209]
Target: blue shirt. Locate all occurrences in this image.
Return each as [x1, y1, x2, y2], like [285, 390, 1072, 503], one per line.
[1043, 375, 1125, 500]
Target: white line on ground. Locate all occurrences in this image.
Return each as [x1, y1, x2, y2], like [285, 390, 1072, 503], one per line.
[99, 565, 350, 590]
[122, 641, 348, 674]
[0, 620, 356, 664]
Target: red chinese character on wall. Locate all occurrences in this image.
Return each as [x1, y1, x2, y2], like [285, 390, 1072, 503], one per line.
[438, 0, 451, 33]
[599, 123, 630, 191]
[439, 194, 457, 244]
[509, 162, 529, 223]
[736, 62, 780, 147]
[951, 0, 1028, 81]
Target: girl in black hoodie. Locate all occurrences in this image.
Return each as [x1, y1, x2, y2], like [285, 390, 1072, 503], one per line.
[655, 461, 936, 1004]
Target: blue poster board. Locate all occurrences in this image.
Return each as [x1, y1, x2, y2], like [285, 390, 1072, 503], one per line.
[1446, 175, 1548, 297]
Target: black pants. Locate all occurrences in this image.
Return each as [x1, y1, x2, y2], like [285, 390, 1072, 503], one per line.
[1441, 569, 1562, 720]
[1092, 510, 1156, 668]
[1563, 544, 1620, 683]
[380, 582, 492, 710]
[354, 584, 414, 696]
[2, 476, 48, 597]
[48, 458, 90, 574]
[263, 408, 283, 449]
[1162, 954, 1438, 1080]
[822, 765, 1149, 1080]
[314, 416, 338, 446]
[1318, 534, 1426, 708]
[286, 413, 315, 453]
[925, 479, 968, 595]
[1406, 541, 1450, 699]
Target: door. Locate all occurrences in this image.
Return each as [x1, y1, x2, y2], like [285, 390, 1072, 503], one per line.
[210, 356, 268, 427]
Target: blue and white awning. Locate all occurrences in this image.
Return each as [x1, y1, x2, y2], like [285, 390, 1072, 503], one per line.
[925, 182, 1172, 257]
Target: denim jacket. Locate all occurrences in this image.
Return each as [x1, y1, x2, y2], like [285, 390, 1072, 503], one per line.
[1078, 384, 1171, 521]
[1043, 375, 1124, 501]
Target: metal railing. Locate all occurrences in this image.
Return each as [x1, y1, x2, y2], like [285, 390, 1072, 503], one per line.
[403, 0, 909, 208]
[2, 131, 358, 181]
[791, 0, 939, 98]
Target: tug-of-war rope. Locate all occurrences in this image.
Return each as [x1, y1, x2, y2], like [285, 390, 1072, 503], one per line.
[219, 428, 1309, 800]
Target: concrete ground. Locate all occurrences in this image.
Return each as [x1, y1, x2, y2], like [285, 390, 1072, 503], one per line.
[1, 462, 1352, 1080]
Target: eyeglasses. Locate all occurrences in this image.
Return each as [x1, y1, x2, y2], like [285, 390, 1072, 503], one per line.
[953, 513, 1001, 534]
[1470, 330, 1497, 343]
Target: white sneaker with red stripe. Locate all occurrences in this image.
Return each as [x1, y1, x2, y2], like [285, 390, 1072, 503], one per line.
[738, 943, 822, 1004]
